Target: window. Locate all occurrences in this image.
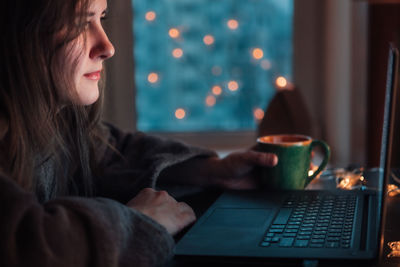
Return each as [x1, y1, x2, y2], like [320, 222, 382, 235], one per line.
[132, 0, 293, 132]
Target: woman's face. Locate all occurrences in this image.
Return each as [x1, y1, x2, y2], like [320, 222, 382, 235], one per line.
[69, 0, 114, 106]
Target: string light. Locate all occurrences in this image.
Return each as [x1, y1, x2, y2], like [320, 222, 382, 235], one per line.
[203, 35, 215, 45]
[205, 95, 216, 107]
[212, 85, 222, 95]
[333, 168, 365, 190]
[308, 166, 319, 177]
[253, 108, 264, 121]
[388, 241, 400, 258]
[388, 184, 400, 197]
[275, 76, 288, 88]
[172, 48, 183, 58]
[175, 108, 186, 119]
[228, 80, 239, 91]
[147, 72, 159, 84]
[227, 19, 239, 30]
[145, 11, 156, 21]
[169, 28, 180, 39]
[252, 48, 264, 60]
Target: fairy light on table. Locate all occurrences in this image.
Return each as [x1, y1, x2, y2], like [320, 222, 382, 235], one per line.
[388, 241, 400, 258]
[386, 170, 400, 259]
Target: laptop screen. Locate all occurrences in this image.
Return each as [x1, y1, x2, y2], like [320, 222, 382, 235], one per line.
[377, 44, 399, 255]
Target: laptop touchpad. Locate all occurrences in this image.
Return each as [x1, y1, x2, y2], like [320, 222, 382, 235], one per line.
[202, 208, 272, 228]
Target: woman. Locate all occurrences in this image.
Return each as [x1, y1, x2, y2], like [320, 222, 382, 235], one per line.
[0, 0, 277, 266]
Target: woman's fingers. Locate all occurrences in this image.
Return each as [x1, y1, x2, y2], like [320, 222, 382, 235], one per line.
[127, 188, 196, 236]
[241, 150, 278, 167]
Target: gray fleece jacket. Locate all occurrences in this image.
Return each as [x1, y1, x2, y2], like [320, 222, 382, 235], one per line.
[0, 123, 216, 267]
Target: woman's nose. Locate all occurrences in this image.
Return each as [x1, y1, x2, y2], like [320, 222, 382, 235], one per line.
[90, 28, 115, 60]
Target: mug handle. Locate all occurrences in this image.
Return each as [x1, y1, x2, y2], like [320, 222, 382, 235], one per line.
[305, 140, 331, 186]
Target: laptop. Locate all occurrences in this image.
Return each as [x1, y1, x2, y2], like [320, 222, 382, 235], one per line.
[175, 44, 399, 265]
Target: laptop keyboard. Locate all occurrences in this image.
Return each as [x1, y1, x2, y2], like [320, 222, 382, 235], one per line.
[260, 194, 356, 249]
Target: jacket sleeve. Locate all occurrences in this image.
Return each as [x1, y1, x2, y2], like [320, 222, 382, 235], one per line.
[93, 123, 217, 203]
[0, 173, 175, 267]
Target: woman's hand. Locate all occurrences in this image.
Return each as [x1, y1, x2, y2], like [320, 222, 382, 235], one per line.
[212, 150, 278, 190]
[158, 150, 278, 190]
[127, 188, 196, 236]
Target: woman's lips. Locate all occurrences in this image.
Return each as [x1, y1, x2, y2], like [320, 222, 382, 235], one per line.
[84, 70, 101, 81]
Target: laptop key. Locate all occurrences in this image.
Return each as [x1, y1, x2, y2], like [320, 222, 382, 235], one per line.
[298, 231, 312, 236]
[328, 232, 341, 237]
[271, 237, 280, 243]
[294, 239, 309, 247]
[311, 239, 325, 244]
[260, 241, 270, 247]
[312, 235, 326, 239]
[270, 224, 285, 229]
[283, 233, 297, 238]
[279, 237, 295, 247]
[326, 241, 340, 248]
[273, 208, 292, 225]
[297, 235, 311, 240]
[269, 228, 284, 233]
[326, 237, 340, 242]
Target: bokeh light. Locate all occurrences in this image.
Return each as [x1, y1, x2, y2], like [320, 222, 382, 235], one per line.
[212, 85, 222, 95]
[227, 19, 239, 30]
[228, 80, 239, 91]
[175, 108, 186, 119]
[169, 28, 180, 38]
[253, 108, 265, 121]
[145, 11, 156, 21]
[205, 95, 216, 107]
[203, 35, 215, 45]
[172, 48, 183, 58]
[276, 76, 288, 88]
[147, 72, 159, 83]
[252, 48, 264, 60]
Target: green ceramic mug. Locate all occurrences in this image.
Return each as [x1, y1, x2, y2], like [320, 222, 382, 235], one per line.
[257, 134, 330, 190]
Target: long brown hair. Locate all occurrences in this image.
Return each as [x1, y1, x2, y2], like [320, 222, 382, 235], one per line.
[0, 0, 105, 196]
